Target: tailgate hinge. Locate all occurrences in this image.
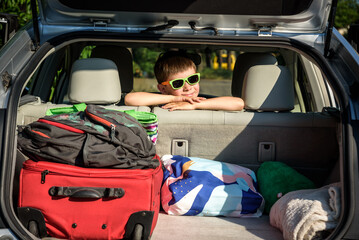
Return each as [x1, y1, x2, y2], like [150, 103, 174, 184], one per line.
[2, 71, 12, 92]
[90, 18, 110, 31]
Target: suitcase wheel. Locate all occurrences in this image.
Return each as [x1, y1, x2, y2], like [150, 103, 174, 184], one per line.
[28, 220, 39, 237]
[132, 224, 144, 240]
[125, 211, 154, 239]
[17, 207, 47, 238]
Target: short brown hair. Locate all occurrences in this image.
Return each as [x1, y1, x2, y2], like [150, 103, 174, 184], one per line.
[154, 53, 196, 84]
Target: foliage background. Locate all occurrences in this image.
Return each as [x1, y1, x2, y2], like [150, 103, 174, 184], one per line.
[335, 0, 359, 28]
[1, 0, 32, 27]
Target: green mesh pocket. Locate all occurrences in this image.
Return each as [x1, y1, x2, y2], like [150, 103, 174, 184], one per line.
[123, 110, 158, 124]
[123, 110, 158, 144]
[46, 103, 87, 116]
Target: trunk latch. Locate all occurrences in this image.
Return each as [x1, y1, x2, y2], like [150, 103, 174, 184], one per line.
[91, 18, 110, 31]
[258, 26, 273, 37]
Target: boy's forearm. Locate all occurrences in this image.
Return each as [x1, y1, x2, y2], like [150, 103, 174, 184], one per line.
[193, 97, 244, 111]
[124, 92, 175, 106]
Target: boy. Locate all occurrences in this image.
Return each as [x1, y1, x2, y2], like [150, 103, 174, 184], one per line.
[124, 52, 244, 111]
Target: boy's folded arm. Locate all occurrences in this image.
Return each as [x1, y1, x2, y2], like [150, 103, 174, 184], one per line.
[193, 96, 244, 111]
[124, 92, 175, 106]
[161, 96, 244, 111]
[124, 92, 206, 106]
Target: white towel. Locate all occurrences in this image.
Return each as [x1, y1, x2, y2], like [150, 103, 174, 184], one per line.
[269, 183, 341, 240]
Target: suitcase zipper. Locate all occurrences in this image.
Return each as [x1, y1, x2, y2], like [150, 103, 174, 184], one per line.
[86, 110, 116, 141]
[24, 159, 161, 179]
[38, 119, 85, 134]
[41, 170, 49, 184]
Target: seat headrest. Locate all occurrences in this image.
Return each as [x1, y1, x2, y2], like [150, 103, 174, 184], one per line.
[232, 53, 278, 97]
[68, 58, 122, 104]
[91, 46, 133, 93]
[242, 65, 294, 111]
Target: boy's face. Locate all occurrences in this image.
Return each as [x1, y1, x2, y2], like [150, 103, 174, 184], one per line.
[157, 68, 200, 97]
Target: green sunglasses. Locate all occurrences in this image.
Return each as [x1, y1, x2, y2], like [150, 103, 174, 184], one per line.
[161, 73, 200, 90]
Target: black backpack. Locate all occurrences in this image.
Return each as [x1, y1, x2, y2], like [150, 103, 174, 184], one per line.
[17, 105, 158, 169]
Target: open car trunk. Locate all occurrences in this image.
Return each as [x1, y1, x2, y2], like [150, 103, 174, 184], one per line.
[2, 0, 356, 239]
[10, 35, 342, 239]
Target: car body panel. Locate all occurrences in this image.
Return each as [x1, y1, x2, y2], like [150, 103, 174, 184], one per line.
[38, 0, 332, 34]
[31, 0, 335, 55]
[0, 26, 36, 108]
[34, 0, 335, 52]
[1, 0, 359, 239]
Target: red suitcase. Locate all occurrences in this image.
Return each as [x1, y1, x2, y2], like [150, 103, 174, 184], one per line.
[17, 157, 163, 240]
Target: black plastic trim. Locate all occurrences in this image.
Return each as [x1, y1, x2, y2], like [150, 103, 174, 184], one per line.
[30, 0, 40, 49]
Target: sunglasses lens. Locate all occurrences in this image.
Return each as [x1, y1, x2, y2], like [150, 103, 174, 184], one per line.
[171, 79, 185, 89]
[188, 75, 199, 84]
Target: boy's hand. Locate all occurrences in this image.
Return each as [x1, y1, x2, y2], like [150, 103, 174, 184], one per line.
[162, 102, 196, 111]
[173, 96, 206, 104]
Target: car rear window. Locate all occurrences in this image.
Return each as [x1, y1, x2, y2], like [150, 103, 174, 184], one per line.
[58, 0, 313, 15]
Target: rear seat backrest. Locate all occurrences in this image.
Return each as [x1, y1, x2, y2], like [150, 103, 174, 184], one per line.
[67, 58, 149, 111]
[154, 63, 338, 185]
[68, 58, 121, 104]
[91, 45, 134, 94]
[241, 65, 294, 112]
[231, 53, 278, 98]
[17, 58, 149, 126]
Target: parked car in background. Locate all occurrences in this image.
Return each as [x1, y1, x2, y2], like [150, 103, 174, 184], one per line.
[0, 0, 359, 239]
[213, 51, 236, 70]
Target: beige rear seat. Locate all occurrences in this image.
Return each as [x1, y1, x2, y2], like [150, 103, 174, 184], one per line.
[90, 45, 134, 95]
[17, 58, 150, 126]
[231, 52, 278, 98]
[154, 64, 338, 186]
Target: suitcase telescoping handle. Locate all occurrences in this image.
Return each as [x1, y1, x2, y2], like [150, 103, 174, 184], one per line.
[48, 186, 125, 199]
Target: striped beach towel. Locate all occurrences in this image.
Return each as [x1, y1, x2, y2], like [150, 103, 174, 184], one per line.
[161, 155, 264, 217]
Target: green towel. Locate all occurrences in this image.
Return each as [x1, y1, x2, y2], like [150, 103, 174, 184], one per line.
[257, 161, 315, 214]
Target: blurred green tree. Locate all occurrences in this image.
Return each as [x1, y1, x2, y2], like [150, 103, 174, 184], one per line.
[1, 0, 32, 27]
[335, 0, 359, 28]
[132, 48, 160, 78]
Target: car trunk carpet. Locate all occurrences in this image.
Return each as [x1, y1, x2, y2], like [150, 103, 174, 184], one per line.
[152, 213, 283, 240]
